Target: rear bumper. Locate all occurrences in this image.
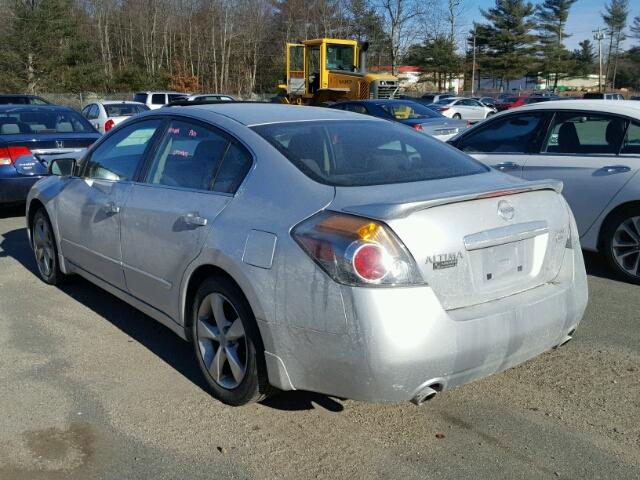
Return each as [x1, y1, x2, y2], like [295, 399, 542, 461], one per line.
[263, 246, 587, 402]
[0, 169, 43, 204]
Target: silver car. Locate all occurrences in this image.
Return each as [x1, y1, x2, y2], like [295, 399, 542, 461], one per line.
[26, 104, 587, 406]
[434, 97, 497, 122]
[450, 100, 640, 283]
[81, 101, 149, 134]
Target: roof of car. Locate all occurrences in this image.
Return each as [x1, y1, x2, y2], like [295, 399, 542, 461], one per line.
[167, 103, 379, 126]
[510, 99, 640, 116]
[0, 104, 73, 112]
[0, 94, 42, 97]
[99, 100, 146, 105]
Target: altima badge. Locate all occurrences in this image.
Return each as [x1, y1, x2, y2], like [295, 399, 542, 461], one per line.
[498, 200, 515, 221]
[426, 252, 463, 270]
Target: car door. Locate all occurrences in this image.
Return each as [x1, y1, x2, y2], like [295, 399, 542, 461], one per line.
[120, 117, 253, 319]
[453, 111, 549, 177]
[467, 99, 486, 121]
[521, 111, 639, 236]
[57, 118, 165, 289]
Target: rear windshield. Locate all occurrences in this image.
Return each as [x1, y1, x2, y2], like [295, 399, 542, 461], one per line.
[133, 93, 148, 103]
[252, 120, 487, 187]
[379, 102, 442, 120]
[583, 93, 604, 99]
[0, 96, 49, 105]
[105, 103, 149, 117]
[0, 110, 95, 134]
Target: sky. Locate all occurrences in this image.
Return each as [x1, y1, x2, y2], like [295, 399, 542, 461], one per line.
[463, 0, 640, 50]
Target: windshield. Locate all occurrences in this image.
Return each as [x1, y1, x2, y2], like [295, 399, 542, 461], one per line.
[326, 44, 355, 71]
[105, 104, 148, 117]
[379, 102, 442, 120]
[252, 120, 487, 187]
[0, 109, 95, 134]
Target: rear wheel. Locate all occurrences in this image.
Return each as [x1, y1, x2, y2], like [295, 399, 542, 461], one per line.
[486, 111, 495, 118]
[602, 206, 640, 284]
[32, 208, 67, 285]
[453, 113, 462, 119]
[191, 276, 273, 406]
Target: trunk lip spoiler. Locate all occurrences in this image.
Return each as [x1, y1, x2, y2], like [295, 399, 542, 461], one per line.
[341, 180, 563, 220]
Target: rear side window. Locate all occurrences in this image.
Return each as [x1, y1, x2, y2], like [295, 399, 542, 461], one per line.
[379, 103, 440, 119]
[134, 93, 148, 103]
[621, 121, 640, 155]
[85, 119, 162, 181]
[168, 94, 187, 102]
[212, 142, 253, 193]
[543, 113, 627, 155]
[343, 104, 368, 114]
[252, 120, 487, 187]
[151, 94, 165, 105]
[0, 109, 95, 134]
[458, 113, 545, 154]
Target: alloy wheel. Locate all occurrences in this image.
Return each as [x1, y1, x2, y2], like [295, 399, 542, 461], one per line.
[33, 216, 55, 278]
[612, 215, 640, 278]
[196, 293, 248, 389]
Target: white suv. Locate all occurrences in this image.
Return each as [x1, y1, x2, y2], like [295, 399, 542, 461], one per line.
[133, 92, 189, 109]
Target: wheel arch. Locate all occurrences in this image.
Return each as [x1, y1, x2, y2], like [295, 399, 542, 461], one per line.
[597, 200, 640, 250]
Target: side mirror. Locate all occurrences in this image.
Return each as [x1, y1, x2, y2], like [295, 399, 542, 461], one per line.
[49, 158, 77, 176]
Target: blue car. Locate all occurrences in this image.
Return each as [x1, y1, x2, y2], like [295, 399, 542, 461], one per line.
[0, 105, 100, 206]
[329, 99, 468, 141]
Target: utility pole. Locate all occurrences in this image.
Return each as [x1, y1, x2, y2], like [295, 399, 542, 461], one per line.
[593, 28, 606, 93]
[471, 29, 476, 96]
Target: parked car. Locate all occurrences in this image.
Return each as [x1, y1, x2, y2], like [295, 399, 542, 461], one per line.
[133, 91, 189, 109]
[178, 94, 237, 103]
[448, 99, 640, 282]
[0, 105, 99, 205]
[583, 92, 625, 100]
[26, 103, 587, 406]
[81, 101, 149, 134]
[329, 99, 468, 141]
[470, 96, 497, 108]
[0, 94, 50, 105]
[433, 97, 496, 122]
[631, 96, 640, 101]
[419, 92, 455, 104]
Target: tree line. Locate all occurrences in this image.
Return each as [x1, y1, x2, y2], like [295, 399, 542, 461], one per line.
[0, 0, 638, 96]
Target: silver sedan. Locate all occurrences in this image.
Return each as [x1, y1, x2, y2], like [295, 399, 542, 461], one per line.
[434, 97, 497, 122]
[26, 104, 587, 406]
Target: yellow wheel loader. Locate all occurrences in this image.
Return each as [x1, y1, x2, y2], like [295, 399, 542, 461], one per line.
[277, 38, 399, 105]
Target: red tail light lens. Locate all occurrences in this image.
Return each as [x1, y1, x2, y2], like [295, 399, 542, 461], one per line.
[438, 107, 449, 112]
[292, 211, 423, 286]
[104, 119, 115, 132]
[412, 123, 424, 131]
[0, 145, 32, 165]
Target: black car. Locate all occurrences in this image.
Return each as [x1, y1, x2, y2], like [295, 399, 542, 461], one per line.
[0, 105, 100, 205]
[0, 94, 50, 105]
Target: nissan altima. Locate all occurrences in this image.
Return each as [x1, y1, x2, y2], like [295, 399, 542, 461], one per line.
[26, 104, 588, 406]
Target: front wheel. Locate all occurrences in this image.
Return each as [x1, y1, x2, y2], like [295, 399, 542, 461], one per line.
[32, 209, 68, 285]
[191, 276, 274, 406]
[601, 207, 640, 284]
[486, 111, 495, 118]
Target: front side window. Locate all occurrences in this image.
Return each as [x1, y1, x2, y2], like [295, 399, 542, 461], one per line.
[253, 120, 487, 187]
[85, 119, 162, 181]
[621, 121, 640, 155]
[145, 119, 250, 193]
[543, 113, 627, 154]
[458, 113, 545, 154]
[326, 44, 355, 71]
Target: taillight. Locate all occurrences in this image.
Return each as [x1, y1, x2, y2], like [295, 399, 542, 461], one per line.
[0, 145, 32, 166]
[104, 119, 115, 132]
[438, 107, 449, 112]
[412, 123, 424, 131]
[292, 211, 423, 286]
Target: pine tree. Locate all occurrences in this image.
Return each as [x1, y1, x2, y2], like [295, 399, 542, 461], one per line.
[477, 0, 537, 89]
[535, 0, 576, 90]
[630, 15, 640, 45]
[602, 0, 629, 89]
[571, 39, 596, 75]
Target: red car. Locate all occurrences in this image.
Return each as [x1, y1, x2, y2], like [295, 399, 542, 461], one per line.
[496, 95, 558, 111]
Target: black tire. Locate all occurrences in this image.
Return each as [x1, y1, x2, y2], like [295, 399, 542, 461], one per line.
[486, 111, 495, 118]
[191, 276, 274, 406]
[601, 206, 640, 284]
[31, 208, 68, 285]
[453, 113, 462, 119]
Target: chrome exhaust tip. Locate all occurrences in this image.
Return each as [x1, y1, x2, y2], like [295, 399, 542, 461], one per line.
[411, 382, 443, 405]
[558, 328, 576, 347]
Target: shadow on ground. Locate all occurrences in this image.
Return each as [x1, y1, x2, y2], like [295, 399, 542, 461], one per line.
[0, 226, 343, 412]
[0, 204, 26, 219]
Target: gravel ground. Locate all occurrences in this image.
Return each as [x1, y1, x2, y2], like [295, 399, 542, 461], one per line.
[0, 207, 638, 480]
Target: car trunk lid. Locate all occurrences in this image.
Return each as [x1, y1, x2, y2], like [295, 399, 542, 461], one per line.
[332, 173, 569, 310]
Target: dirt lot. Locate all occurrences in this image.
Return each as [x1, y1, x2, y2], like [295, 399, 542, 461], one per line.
[0, 206, 638, 480]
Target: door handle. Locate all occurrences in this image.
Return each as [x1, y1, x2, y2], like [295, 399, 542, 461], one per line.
[493, 161, 520, 171]
[600, 165, 630, 174]
[103, 202, 120, 214]
[182, 212, 208, 227]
